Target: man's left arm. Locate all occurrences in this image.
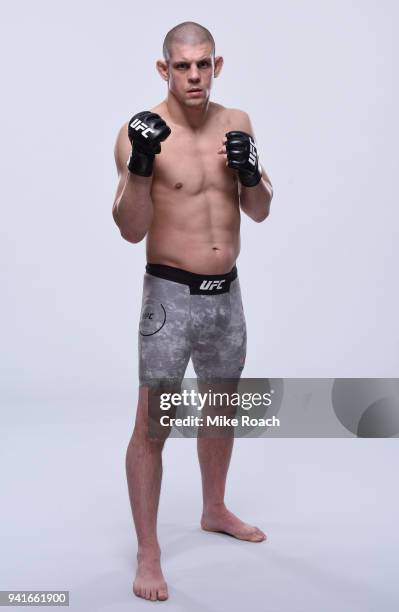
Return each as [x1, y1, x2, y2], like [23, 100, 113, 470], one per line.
[220, 111, 273, 222]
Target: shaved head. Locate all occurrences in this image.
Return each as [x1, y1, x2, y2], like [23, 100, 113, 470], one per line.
[162, 21, 215, 61]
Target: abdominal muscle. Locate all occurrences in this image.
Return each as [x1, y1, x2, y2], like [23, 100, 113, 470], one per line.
[146, 187, 241, 275]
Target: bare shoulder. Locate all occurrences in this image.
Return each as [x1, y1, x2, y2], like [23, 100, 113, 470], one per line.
[224, 107, 254, 134]
[114, 120, 130, 175]
[116, 120, 129, 142]
[150, 101, 166, 113]
[206, 102, 251, 131]
[150, 101, 170, 122]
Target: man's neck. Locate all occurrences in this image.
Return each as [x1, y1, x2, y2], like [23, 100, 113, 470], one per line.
[165, 91, 211, 130]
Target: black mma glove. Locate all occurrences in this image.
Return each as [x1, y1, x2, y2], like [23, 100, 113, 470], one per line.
[127, 111, 171, 177]
[225, 130, 262, 187]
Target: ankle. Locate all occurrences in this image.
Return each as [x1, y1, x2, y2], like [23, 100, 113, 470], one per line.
[202, 502, 227, 515]
[137, 543, 161, 561]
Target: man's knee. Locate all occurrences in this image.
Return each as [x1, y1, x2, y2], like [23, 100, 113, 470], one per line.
[131, 385, 173, 445]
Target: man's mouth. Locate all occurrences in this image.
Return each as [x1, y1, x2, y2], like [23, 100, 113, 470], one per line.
[187, 88, 202, 93]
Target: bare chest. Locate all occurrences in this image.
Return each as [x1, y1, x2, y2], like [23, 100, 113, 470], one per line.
[153, 123, 234, 194]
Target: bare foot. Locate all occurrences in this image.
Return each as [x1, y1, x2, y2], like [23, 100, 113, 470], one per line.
[133, 548, 168, 602]
[201, 505, 266, 542]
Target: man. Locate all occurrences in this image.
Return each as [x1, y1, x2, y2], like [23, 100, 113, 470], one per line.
[112, 21, 273, 602]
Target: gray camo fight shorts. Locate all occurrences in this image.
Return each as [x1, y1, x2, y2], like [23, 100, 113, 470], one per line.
[138, 264, 247, 387]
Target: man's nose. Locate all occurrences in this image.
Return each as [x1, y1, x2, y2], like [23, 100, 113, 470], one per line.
[188, 66, 200, 82]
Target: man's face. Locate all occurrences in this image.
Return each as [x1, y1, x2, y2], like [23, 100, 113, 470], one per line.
[165, 43, 220, 107]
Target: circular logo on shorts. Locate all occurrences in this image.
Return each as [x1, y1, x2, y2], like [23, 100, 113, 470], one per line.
[139, 301, 166, 336]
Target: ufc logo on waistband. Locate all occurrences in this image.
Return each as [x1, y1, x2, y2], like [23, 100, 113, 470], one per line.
[249, 138, 257, 166]
[129, 118, 155, 138]
[200, 280, 226, 290]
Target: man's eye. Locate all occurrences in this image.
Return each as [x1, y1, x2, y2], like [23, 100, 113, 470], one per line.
[177, 64, 188, 70]
[198, 61, 210, 68]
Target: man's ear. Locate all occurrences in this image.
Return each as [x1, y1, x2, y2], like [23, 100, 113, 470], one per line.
[214, 55, 224, 78]
[156, 59, 169, 82]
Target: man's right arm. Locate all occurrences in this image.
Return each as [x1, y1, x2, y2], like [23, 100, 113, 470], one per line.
[112, 123, 153, 244]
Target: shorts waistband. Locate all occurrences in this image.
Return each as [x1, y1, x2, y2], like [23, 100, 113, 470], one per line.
[145, 263, 238, 295]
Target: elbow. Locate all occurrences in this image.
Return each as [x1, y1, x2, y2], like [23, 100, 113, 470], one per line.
[254, 198, 272, 223]
[254, 210, 269, 223]
[241, 203, 270, 223]
[120, 228, 146, 243]
[112, 205, 145, 243]
[256, 188, 273, 222]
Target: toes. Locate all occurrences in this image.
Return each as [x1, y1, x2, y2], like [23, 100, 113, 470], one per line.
[251, 528, 266, 542]
[133, 583, 141, 598]
[150, 589, 157, 601]
[133, 580, 168, 601]
[158, 587, 168, 601]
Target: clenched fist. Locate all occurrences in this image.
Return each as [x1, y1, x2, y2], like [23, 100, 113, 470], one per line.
[223, 130, 262, 187]
[127, 111, 171, 177]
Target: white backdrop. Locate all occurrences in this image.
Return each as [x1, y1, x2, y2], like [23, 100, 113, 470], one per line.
[1, 3, 399, 611]
[1, 0, 398, 402]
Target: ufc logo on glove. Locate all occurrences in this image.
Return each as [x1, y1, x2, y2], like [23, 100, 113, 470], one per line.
[129, 118, 155, 139]
[249, 139, 257, 166]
